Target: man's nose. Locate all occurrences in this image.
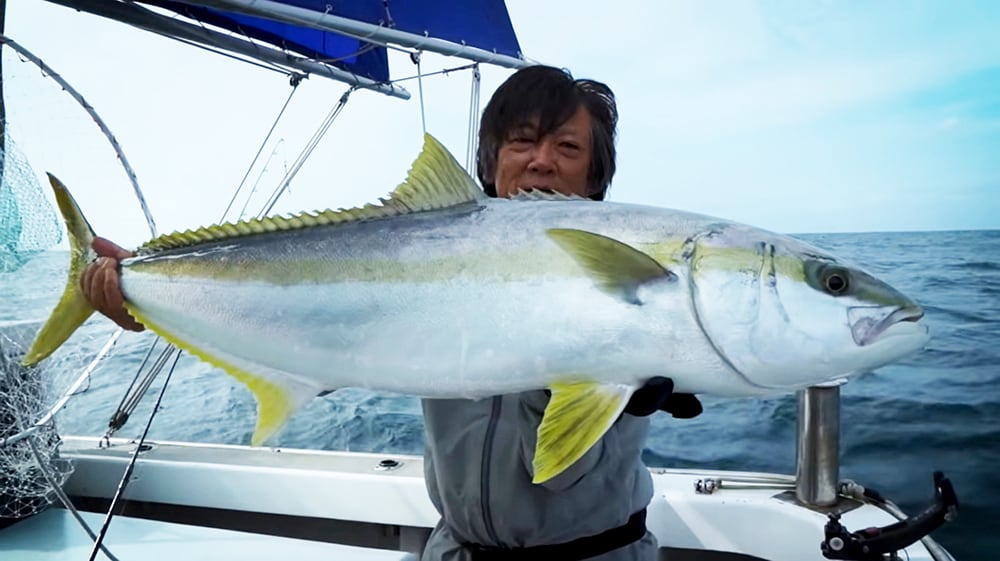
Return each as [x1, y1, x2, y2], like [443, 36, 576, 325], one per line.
[527, 140, 556, 173]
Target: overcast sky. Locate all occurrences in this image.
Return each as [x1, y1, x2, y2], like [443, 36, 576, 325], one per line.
[4, 1, 999, 247]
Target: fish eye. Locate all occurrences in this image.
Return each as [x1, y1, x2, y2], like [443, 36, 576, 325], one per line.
[804, 259, 853, 297]
[824, 270, 849, 295]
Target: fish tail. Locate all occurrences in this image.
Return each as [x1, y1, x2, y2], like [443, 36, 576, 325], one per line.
[21, 174, 98, 366]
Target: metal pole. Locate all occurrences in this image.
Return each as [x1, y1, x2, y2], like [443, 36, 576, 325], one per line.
[795, 385, 841, 507]
[171, 0, 529, 70]
[41, 0, 411, 99]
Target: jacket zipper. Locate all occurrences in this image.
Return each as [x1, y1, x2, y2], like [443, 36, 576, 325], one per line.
[480, 395, 502, 544]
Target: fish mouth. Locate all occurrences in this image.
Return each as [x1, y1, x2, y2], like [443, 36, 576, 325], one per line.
[848, 305, 925, 346]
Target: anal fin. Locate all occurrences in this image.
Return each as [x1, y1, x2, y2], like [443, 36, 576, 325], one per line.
[126, 305, 320, 446]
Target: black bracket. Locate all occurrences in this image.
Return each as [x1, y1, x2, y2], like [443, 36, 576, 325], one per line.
[821, 471, 958, 560]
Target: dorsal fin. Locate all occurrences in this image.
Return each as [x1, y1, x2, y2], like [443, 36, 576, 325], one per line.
[508, 189, 590, 202]
[141, 134, 484, 253]
[381, 132, 486, 211]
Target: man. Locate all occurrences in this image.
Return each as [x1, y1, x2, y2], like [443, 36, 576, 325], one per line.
[81, 65, 702, 561]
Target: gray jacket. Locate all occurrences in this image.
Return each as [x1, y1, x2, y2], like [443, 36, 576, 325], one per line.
[421, 390, 656, 561]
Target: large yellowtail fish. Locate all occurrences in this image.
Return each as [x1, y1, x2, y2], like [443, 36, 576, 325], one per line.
[24, 135, 929, 483]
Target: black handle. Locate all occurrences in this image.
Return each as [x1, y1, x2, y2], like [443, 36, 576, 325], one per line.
[821, 471, 958, 560]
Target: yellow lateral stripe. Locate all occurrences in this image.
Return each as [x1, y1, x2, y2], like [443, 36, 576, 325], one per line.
[641, 240, 808, 282]
[125, 306, 295, 445]
[141, 134, 483, 253]
[126, 244, 588, 285]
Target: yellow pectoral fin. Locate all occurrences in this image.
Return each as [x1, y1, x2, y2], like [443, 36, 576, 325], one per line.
[532, 381, 636, 484]
[545, 228, 676, 304]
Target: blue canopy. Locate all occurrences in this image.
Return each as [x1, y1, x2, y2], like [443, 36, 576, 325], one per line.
[145, 0, 522, 82]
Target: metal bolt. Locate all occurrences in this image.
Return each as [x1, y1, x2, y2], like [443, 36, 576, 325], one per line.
[375, 458, 402, 471]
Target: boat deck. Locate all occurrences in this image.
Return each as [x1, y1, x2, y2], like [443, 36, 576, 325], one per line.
[0, 437, 952, 561]
[0, 508, 417, 561]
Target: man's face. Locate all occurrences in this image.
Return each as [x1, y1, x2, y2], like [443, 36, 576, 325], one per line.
[493, 105, 593, 199]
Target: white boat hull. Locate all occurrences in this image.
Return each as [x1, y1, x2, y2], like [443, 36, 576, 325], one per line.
[0, 436, 954, 561]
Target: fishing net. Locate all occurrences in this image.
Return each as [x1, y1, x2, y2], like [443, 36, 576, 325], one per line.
[0, 135, 74, 522]
[0, 322, 74, 521]
[0, 136, 62, 272]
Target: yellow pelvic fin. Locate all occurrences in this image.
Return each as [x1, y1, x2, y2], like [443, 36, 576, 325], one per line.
[22, 175, 98, 366]
[546, 228, 676, 304]
[141, 134, 484, 253]
[533, 381, 635, 484]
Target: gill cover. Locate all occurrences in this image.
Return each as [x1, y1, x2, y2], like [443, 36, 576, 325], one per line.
[687, 229, 833, 389]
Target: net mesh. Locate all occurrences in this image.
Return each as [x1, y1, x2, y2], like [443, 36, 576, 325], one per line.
[1, 136, 62, 273]
[0, 134, 75, 520]
[0, 323, 74, 520]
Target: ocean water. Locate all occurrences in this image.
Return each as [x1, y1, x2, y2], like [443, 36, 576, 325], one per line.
[1, 230, 997, 560]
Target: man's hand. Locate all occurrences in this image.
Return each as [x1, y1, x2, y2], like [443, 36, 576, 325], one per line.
[80, 237, 145, 332]
[625, 376, 702, 419]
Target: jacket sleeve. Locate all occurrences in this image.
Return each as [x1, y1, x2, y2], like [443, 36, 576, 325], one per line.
[515, 390, 610, 492]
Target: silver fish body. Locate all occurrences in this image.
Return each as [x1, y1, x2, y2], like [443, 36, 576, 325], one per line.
[124, 197, 926, 398]
[26, 135, 929, 483]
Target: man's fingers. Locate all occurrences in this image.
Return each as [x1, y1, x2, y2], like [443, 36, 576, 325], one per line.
[79, 256, 145, 332]
[99, 258, 124, 310]
[97, 259, 145, 331]
[79, 261, 103, 310]
[93, 236, 134, 259]
[624, 376, 674, 417]
[117, 313, 145, 332]
[666, 394, 703, 419]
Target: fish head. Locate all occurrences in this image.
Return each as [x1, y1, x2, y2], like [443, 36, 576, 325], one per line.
[687, 227, 929, 392]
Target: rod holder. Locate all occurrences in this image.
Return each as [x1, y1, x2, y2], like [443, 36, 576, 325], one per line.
[796, 384, 841, 507]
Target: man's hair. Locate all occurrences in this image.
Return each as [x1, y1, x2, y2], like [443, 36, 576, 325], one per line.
[477, 65, 618, 201]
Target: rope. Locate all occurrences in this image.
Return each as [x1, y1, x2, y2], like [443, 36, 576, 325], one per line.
[26, 437, 120, 561]
[222, 75, 303, 222]
[103, 341, 179, 440]
[412, 51, 427, 134]
[88, 350, 180, 561]
[465, 64, 481, 173]
[385, 62, 477, 84]
[237, 139, 285, 220]
[258, 86, 355, 217]
[103, 73, 309, 439]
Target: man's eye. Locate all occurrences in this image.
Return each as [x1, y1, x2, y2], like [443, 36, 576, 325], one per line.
[560, 142, 580, 150]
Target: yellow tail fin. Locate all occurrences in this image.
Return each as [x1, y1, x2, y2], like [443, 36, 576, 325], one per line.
[21, 174, 97, 366]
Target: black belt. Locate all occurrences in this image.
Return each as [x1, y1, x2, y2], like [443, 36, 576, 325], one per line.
[464, 508, 647, 561]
